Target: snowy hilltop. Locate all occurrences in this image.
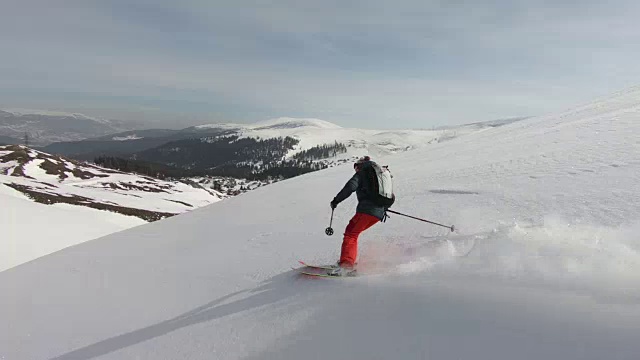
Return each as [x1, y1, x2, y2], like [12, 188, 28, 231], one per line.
[1, 87, 640, 359]
[193, 116, 499, 159]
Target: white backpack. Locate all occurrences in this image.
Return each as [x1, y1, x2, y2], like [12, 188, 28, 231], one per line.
[363, 161, 395, 208]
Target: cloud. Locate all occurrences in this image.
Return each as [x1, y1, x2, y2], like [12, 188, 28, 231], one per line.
[1, 0, 640, 128]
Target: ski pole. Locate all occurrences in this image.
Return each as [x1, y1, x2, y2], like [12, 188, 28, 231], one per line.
[386, 209, 455, 232]
[325, 209, 335, 236]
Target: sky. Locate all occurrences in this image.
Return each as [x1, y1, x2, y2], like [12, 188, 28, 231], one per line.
[2, 0, 640, 129]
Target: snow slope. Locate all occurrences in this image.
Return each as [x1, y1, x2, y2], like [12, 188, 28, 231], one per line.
[0, 185, 144, 272]
[0, 145, 222, 271]
[1, 88, 640, 359]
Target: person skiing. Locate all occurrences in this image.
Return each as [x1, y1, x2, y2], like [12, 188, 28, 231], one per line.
[328, 156, 395, 276]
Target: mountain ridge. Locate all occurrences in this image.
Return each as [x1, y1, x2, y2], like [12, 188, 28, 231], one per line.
[0, 109, 139, 146]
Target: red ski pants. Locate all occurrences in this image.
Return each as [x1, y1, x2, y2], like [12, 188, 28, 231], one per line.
[339, 212, 380, 268]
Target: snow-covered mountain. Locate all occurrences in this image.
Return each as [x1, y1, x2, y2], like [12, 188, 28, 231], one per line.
[45, 116, 499, 163]
[193, 117, 341, 131]
[0, 145, 222, 271]
[193, 116, 495, 159]
[0, 109, 138, 146]
[1, 87, 639, 359]
[41, 116, 506, 183]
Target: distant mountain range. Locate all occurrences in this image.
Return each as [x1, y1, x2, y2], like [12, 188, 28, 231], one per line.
[0, 135, 20, 145]
[0, 109, 528, 184]
[0, 109, 140, 146]
[42, 127, 235, 160]
[40, 117, 525, 179]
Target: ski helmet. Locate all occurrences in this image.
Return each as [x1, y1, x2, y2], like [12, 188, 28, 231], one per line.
[354, 156, 371, 171]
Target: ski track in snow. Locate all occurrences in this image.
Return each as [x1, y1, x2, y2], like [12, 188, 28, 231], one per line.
[1, 89, 640, 359]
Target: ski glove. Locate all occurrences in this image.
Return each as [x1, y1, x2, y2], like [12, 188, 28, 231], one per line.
[330, 200, 338, 209]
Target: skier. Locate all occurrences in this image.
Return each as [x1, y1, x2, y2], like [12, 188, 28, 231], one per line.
[328, 156, 395, 276]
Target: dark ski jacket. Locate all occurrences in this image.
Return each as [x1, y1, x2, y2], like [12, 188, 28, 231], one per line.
[332, 162, 387, 221]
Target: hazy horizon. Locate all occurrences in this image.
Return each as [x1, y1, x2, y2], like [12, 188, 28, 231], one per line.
[0, 107, 532, 131]
[3, 1, 640, 129]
